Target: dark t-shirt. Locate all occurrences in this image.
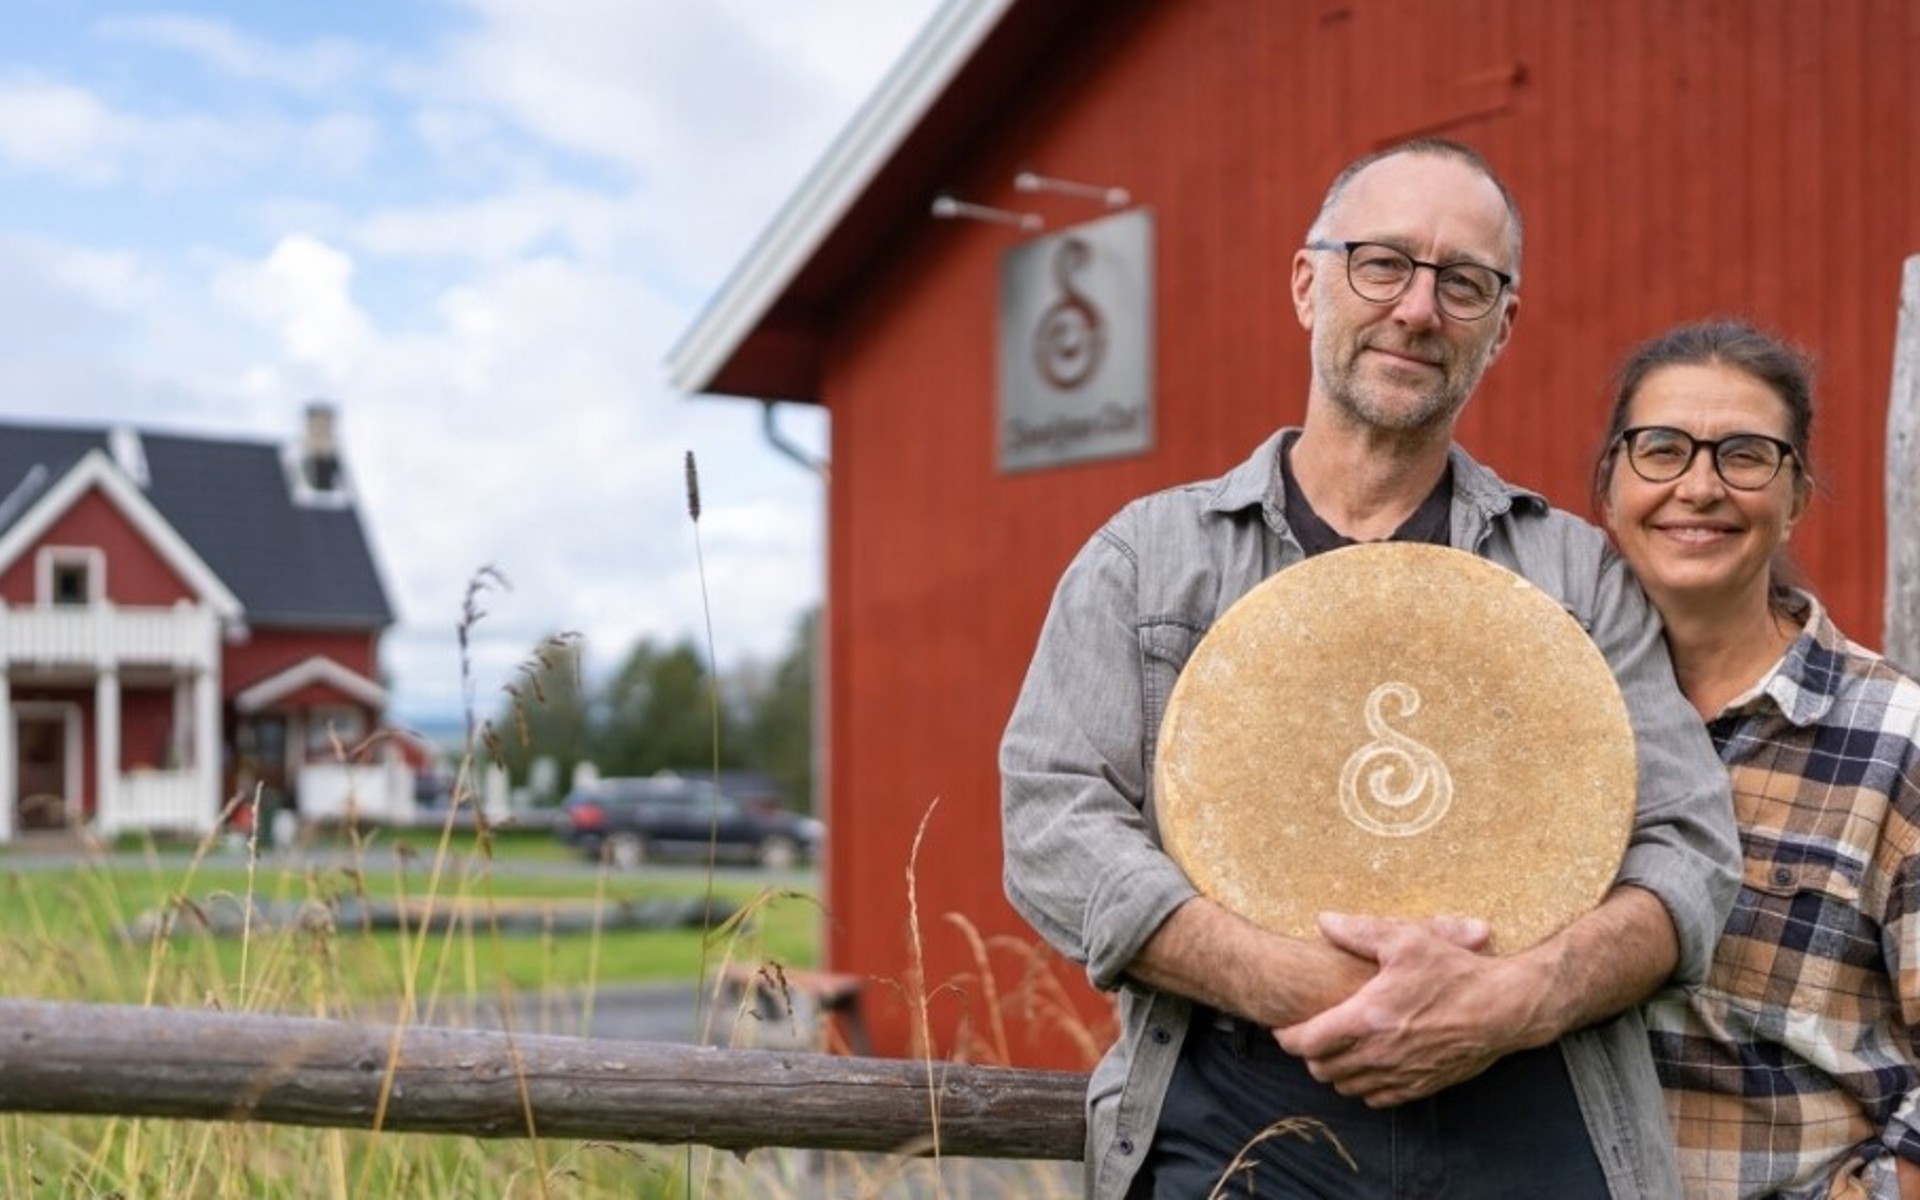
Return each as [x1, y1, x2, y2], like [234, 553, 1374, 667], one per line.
[1279, 430, 1452, 555]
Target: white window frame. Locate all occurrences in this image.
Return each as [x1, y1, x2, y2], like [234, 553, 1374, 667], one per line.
[36, 546, 105, 608]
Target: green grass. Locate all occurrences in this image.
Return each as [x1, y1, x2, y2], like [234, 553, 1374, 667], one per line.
[0, 842, 819, 1007]
[0, 819, 850, 1197]
[0, 823, 1080, 1197]
[73, 823, 580, 863]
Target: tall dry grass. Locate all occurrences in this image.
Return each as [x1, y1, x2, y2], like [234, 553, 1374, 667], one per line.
[0, 792, 727, 1195]
[0, 793, 1106, 1196]
[0, 557, 1094, 1197]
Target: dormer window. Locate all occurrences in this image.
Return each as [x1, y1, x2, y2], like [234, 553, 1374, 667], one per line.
[285, 400, 354, 509]
[304, 452, 341, 491]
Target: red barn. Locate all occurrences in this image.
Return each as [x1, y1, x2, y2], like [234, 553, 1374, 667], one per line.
[0, 404, 405, 843]
[671, 0, 1920, 1066]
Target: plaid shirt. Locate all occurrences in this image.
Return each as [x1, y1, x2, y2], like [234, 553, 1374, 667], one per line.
[1647, 591, 1920, 1198]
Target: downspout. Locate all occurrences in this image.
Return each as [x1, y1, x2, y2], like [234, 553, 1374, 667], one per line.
[758, 403, 829, 800]
[760, 399, 832, 970]
[761, 400, 828, 478]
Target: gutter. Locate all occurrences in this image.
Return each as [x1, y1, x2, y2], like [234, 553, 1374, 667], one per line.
[761, 401, 828, 478]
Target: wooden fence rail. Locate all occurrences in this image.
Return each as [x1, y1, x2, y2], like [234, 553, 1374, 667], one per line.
[0, 1000, 1088, 1161]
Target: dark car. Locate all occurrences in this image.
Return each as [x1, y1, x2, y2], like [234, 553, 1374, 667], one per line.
[555, 776, 822, 869]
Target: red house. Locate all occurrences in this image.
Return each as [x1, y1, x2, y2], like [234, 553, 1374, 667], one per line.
[672, 0, 1920, 1066]
[0, 403, 404, 844]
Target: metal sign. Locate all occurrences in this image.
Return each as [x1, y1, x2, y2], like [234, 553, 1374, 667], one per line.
[996, 209, 1154, 472]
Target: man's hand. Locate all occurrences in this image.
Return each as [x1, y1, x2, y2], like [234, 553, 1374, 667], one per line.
[1128, 897, 1380, 1027]
[1275, 912, 1544, 1108]
[1277, 886, 1679, 1108]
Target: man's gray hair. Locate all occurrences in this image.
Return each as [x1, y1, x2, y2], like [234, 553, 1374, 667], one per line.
[1305, 138, 1524, 285]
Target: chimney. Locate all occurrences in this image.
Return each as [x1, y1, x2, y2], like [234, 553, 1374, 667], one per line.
[303, 401, 341, 491]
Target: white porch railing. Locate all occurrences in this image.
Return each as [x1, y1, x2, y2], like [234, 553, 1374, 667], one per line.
[1, 605, 218, 670]
[106, 768, 216, 837]
[299, 760, 417, 826]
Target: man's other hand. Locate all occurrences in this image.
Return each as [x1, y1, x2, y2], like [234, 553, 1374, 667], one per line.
[1273, 911, 1541, 1108]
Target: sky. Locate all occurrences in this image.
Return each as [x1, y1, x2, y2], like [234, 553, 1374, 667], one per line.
[0, 0, 942, 728]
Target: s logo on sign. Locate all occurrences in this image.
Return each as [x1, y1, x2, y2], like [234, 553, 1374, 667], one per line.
[1032, 238, 1105, 390]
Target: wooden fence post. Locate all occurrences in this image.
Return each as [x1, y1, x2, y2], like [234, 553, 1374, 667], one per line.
[1890, 256, 1920, 674]
[0, 999, 1088, 1161]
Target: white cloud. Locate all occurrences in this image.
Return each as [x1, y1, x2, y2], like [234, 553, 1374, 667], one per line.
[417, 0, 936, 284]
[301, 113, 383, 176]
[0, 74, 379, 187]
[94, 15, 368, 95]
[353, 183, 642, 264]
[212, 234, 373, 368]
[713, 0, 939, 101]
[0, 237, 143, 417]
[9, 236, 159, 314]
[0, 77, 128, 182]
[429, 0, 695, 170]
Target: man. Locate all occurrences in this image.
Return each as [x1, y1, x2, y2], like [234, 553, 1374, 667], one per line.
[999, 139, 1740, 1199]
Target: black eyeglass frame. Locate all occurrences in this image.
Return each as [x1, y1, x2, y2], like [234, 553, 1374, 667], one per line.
[1615, 425, 1798, 491]
[1305, 239, 1515, 321]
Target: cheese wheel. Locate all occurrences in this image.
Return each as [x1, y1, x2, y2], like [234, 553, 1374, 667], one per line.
[1154, 542, 1637, 952]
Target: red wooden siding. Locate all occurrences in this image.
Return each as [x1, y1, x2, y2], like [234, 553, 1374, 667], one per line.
[0, 488, 196, 606]
[272, 683, 370, 712]
[119, 689, 177, 771]
[808, 0, 1920, 1065]
[223, 632, 380, 696]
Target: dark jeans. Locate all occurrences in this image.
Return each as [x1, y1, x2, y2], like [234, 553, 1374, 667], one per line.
[1130, 1008, 1612, 1199]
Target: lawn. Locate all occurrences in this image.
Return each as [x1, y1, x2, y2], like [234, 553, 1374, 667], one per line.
[0, 825, 1087, 1198]
[0, 823, 821, 1011]
[0, 823, 845, 1195]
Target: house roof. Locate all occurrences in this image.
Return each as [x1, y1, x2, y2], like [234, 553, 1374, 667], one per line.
[0, 418, 394, 629]
[0, 449, 244, 620]
[666, 0, 1092, 402]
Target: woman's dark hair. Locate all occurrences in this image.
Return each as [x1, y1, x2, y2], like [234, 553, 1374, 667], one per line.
[1591, 319, 1817, 611]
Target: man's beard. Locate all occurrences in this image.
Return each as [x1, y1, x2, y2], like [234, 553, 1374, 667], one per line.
[1314, 325, 1497, 435]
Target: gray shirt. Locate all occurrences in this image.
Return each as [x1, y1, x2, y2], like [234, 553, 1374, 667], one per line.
[1000, 430, 1739, 1200]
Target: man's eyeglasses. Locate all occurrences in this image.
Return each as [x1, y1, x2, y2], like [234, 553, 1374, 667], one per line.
[1616, 426, 1797, 491]
[1306, 240, 1513, 321]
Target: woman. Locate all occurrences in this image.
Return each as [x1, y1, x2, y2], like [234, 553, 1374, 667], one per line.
[1594, 319, 1920, 1198]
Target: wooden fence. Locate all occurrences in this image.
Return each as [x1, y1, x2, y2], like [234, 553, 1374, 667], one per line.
[0, 999, 1088, 1160]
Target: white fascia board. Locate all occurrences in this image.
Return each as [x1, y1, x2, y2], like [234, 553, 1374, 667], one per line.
[235, 655, 387, 714]
[0, 450, 245, 620]
[665, 0, 1016, 396]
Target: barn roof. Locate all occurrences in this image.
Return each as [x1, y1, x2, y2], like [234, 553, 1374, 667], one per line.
[667, 0, 1093, 402]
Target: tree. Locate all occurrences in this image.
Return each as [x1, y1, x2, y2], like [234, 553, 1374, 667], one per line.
[742, 607, 816, 814]
[488, 617, 815, 812]
[488, 632, 590, 801]
[589, 637, 745, 778]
